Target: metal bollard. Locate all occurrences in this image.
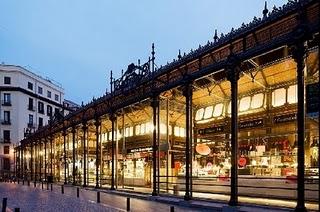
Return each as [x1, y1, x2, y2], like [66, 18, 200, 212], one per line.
[22, 180, 24, 185]
[41, 181, 44, 190]
[27, 180, 30, 186]
[34, 181, 36, 188]
[50, 183, 53, 191]
[170, 206, 174, 212]
[61, 185, 64, 194]
[77, 187, 79, 198]
[2, 198, 7, 212]
[126, 197, 130, 211]
[46, 182, 49, 190]
[14, 208, 20, 212]
[97, 191, 100, 203]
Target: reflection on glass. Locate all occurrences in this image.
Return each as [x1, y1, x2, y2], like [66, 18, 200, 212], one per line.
[213, 103, 224, 117]
[195, 108, 205, 120]
[135, 125, 141, 135]
[239, 96, 251, 111]
[203, 106, 213, 119]
[287, 84, 297, 104]
[272, 88, 286, 107]
[251, 93, 264, 109]
[160, 123, 167, 134]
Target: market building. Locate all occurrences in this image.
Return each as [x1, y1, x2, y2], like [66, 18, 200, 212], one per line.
[14, 0, 319, 210]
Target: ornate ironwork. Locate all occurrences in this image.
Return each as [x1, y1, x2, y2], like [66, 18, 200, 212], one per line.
[113, 61, 151, 93]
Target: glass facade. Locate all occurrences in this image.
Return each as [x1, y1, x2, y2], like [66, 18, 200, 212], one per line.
[14, 1, 319, 210]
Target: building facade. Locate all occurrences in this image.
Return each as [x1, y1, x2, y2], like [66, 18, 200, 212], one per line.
[15, 0, 319, 211]
[0, 65, 74, 175]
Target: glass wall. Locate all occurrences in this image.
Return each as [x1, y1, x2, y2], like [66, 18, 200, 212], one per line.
[192, 71, 231, 200]
[305, 48, 319, 203]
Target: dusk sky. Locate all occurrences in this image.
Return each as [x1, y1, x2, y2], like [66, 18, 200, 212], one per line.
[0, 0, 287, 104]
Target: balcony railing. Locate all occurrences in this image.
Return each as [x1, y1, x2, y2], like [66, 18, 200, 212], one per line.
[28, 105, 36, 111]
[1, 100, 12, 106]
[27, 123, 37, 128]
[0, 138, 11, 143]
[1, 119, 11, 125]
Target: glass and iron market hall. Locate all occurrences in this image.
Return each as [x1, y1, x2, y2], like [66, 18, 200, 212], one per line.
[14, 0, 319, 210]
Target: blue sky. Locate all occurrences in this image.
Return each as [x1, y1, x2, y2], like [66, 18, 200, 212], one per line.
[0, 0, 287, 104]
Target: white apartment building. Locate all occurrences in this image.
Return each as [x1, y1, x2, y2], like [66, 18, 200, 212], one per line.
[0, 64, 75, 174]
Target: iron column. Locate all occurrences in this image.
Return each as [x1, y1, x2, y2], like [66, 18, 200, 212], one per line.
[40, 141, 42, 181]
[227, 55, 240, 206]
[72, 127, 76, 185]
[82, 124, 87, 187]
[63, 130, 67, 184]
[50, 136, 53, 177]
[30, 143, 33, 181]
[183, 82, 192, 201]
[151, 95, 159, 196]
[110, 114, 116, 190]
[44, 138, 47, 181]
[292, 41, 308, 212]
[95, 118, 101, 188]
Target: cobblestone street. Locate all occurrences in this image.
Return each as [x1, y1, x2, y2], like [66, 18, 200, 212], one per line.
[0, 182, 206, 212]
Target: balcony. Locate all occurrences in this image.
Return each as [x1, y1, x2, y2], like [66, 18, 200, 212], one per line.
[28, 105, 36, 111]
[1, 119, 11, 125]
[0, 138, 11, 143]
[27, 123, 37, 128]
[1, 100, 12, 106]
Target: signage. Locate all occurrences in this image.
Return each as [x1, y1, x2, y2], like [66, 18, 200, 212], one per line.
[274, 113, 296, 124]
[127, 147, 152, 153]
[198, 126, 224, 135]
[238, 157, 247, 167]
[239, 119, 264, 129]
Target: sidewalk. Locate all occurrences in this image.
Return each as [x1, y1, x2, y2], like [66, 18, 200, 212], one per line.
[1, 181, 318, 212]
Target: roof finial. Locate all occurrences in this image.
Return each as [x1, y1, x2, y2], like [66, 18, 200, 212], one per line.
[110, 70, 113, 93]
[151, 43, 155, 61]
[151, 43, 155, 72]
[214, 29, 218, 42]
[178, 49, 182, 60]
[263, 1, 268, 19]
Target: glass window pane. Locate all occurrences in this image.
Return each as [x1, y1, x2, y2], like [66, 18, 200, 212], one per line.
[239, 96, 251, 111]
[195, 108, 205, 120]
[272, 88, 286, 107]
[141, 123, 146, 134]
[108, 131, 112, 141]
[174, 126, 180, 137]
[213, 103, 224, 117]
[251, 93, 264, 109]
[179, 127, 185, 137]
[146, 122, 153, 133]
[160, 123, 167, 134]
[203, 106, 213, 119]
[117, 130, 122, 140]
[136, 125, 141, 135]
[125, 127, 129, 137]
[169, 125, 172, 135]
[287, 84, 297, 104]
[129, 127, 133, 136]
